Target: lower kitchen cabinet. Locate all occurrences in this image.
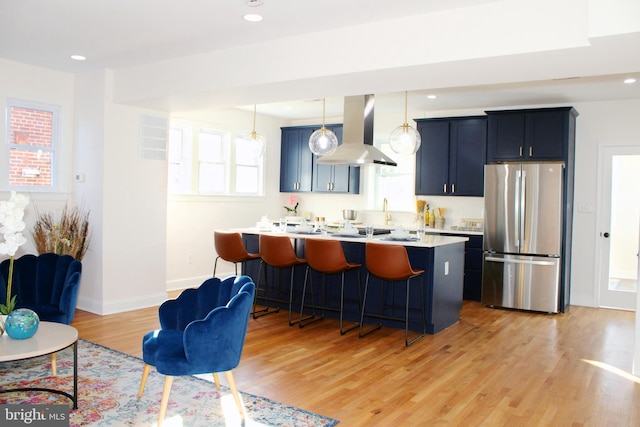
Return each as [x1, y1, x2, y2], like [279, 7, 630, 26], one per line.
[442, 233, 483, 301]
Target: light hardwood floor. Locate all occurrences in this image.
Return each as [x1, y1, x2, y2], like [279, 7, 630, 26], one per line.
[71, 300, 639, 426]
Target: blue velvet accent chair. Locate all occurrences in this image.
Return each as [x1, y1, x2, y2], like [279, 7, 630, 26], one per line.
[138, 275, 255, 426]
[0, 253, 82, 324]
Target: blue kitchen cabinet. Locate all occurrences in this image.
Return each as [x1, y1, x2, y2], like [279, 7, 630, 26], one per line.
[415, 116, 486, 196]
[486, 107, 578, 162]
[312, 125, 360, 194]
[281, 124, 360, 194]
[441, 233, 483, 301]
[280, 126, 314, 192]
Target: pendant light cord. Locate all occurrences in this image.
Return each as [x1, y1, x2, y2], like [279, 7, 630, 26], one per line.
[403, 91, 408, 125]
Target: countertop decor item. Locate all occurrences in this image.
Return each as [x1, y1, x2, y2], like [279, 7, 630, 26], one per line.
[283, 194, 299, 216]
[5, 308, 39, 340]
[0, 191, 30, 315]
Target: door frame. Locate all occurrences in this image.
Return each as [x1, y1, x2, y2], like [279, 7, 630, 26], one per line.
[594, 142, 640, 309]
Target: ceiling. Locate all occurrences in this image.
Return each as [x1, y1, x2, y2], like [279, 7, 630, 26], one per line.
[1, 0, 639, 119]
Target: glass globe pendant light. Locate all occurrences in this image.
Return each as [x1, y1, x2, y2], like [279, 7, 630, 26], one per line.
[246, 104, 265, 156]
[308, 98, 339, 156]
[389, 91, 421, 155]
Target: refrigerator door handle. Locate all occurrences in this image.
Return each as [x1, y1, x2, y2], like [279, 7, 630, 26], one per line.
[520, 169, 526, 251]
[485, 256, 557, 266]
[515, 169, 521, 248]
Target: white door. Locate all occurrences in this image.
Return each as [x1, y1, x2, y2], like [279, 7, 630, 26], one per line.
[597, 146, 640, 310]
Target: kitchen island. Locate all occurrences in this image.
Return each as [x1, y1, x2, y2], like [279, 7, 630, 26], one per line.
[236, 228, 467, 334]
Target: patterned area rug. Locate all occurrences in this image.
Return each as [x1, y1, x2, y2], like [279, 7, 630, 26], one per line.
[0, 339, 339, 426]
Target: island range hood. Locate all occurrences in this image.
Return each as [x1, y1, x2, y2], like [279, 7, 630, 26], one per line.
[316, 94, 397, 167]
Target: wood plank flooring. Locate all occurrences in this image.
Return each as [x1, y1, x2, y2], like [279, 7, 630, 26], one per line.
[71, 300, 640, 426]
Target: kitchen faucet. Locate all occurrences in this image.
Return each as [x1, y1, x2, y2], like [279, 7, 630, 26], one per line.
[383, 198, 392, 225]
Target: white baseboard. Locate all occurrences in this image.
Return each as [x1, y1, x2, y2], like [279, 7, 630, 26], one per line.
[76, 292, 168, 315]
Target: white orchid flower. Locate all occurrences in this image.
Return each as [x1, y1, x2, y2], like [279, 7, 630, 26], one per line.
[0, 232, 27, 256]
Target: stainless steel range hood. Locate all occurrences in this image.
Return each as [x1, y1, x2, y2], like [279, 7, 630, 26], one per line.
[316, 94, 397, 166]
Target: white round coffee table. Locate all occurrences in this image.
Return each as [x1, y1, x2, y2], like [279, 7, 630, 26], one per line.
[0, 321, 78, 408]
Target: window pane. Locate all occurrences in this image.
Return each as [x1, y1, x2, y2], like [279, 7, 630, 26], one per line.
[199, 131, 223, 162]
[10, 106, 53, 148]
[199, 163, 225, 193]
[9, 149, 53, 187]
[235, 137, 260, 165]
[168, 129, 183, 163]
[236, 165, 259, 193]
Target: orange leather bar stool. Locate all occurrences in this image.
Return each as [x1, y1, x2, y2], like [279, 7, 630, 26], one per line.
[256, 234, 309, 325]
[213, 231, 261, 277]
[300, 238, 362, 334]
[359, 242, 426, 346]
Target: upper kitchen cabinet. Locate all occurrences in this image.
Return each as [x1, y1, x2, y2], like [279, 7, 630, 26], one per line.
[312, 125, 360, 194]
[280, 126, 314, 192]
[280, 125, 360, 194]
[415, 116, 487, 197]
[486, 107, 578, 162]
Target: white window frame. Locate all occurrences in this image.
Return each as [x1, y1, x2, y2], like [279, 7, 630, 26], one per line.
[3, 99, 62, 192]
[167, 119, 265, 197]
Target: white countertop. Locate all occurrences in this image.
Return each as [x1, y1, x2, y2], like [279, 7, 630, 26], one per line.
[235, 227, 468, 248]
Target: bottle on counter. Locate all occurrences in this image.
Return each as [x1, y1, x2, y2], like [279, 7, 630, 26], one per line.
[429, 209, 435, 228]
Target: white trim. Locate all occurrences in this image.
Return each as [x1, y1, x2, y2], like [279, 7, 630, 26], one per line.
[76, 293, 168, 316]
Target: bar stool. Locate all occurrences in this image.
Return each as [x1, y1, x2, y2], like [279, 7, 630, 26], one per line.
[359, 242, 426, 347]
[213, 231, 261, 277]
[300, 238, 362, 334]
[256, 234, 310, 326]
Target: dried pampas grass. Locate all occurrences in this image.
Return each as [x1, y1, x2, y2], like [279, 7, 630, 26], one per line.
[32, 204, 90, 261]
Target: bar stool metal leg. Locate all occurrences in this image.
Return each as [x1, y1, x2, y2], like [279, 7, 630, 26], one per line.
[252, 261, 280, 319]
[359, 273, 383, 338]
[405, 275, 426, 347]
[298, 266, 324, 328]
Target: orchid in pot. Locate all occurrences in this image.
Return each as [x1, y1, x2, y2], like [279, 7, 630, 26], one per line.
[0, 192, 30, 333]
[283, 195, 299, 216]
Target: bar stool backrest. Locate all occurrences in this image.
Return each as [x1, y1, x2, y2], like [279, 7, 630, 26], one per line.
[365, 243, 422, 281]
[259, 234, 303, 268]
[214, 231, 255, 263]
[305, 239, 352, 274]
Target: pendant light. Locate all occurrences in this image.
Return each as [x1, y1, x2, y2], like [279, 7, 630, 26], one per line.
[308, 98, 339, 156]
[246, 104, 265, 157]
[389, 91, 421, 155]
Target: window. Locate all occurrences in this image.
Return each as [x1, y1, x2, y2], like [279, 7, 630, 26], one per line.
[374, 139, 415, 211]
[5, 100, 60, 190]
[168, 121, 264, 196]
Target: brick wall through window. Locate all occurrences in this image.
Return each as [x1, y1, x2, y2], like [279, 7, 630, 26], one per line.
[8, 106, 54, 187]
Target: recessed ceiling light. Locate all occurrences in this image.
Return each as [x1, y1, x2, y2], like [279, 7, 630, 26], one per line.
[243, 14, 263, 22]
[427, 94, 437, 99]
[624, 78, 637, 84]
[70, 54, 86, 61]
[245, 0, 264, 6]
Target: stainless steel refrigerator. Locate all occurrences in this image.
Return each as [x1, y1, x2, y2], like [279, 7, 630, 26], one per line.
[482, 163, 564, 313]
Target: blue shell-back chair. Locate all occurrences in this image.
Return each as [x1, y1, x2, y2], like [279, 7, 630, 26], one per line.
[138, 275, 255, 426]
[0, 253, 82, 375]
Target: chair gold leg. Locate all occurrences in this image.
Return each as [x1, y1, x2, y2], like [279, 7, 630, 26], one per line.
[224, 371, 245, 419]
[158, 376, 173, 427]
[213, 373, 220, 388]
[138, 364, 151, 397]
[51, 353, 57, 376]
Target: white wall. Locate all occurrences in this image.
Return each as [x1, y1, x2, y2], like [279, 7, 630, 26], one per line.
[570, 99, 640, 306]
